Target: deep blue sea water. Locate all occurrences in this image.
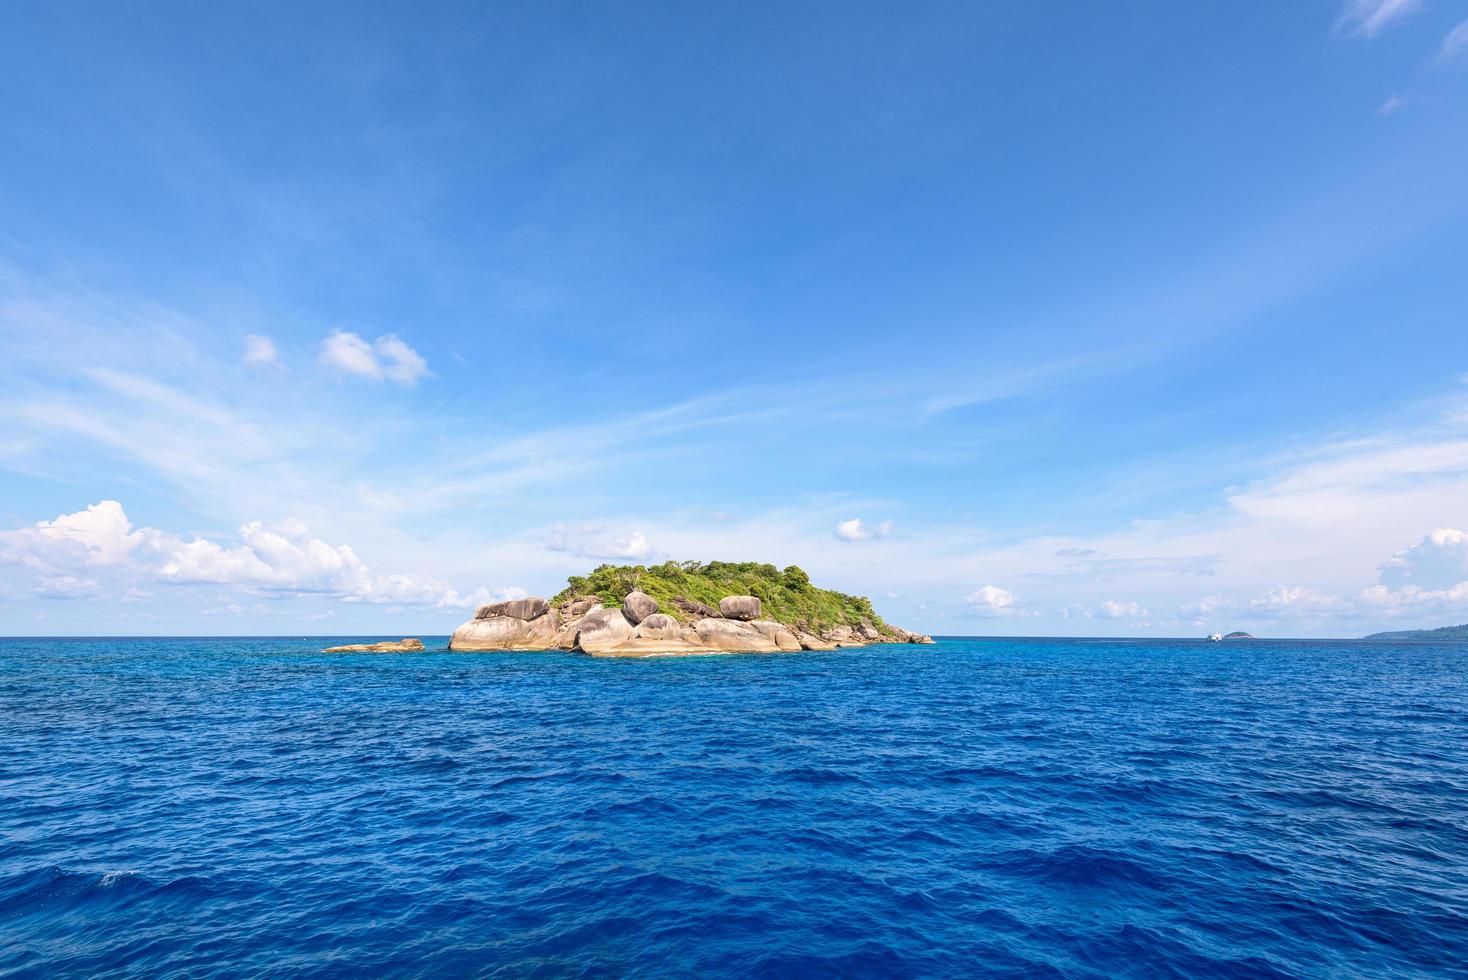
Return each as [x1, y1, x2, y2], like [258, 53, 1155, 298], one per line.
[3, 636, 1468, 978]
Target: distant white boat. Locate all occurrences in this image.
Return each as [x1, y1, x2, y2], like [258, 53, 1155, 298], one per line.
[1208, 633, 1223, 642]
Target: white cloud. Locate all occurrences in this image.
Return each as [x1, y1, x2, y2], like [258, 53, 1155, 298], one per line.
[964, 585, 1019, 617]
[2, 501, 478, 609]
[545, 523, 654, 560]
[1178, 594, 1233, 621]
[1441, 18, 1468, 61]
[1377, 94, 1406, 115]
[373, 335, 429, 384]
[33, 574, 104, 600]
[1099, 600, 1150, 619]
[1061, 603, 1093, 619]
[1248, 585, 1348, 616]
[1379, 528, 1468, 590]
[1335, 0, 1419, 37]
[319, 331, 428, 386]
[243, 334, 280, 368]
[833, 518, 893, 542]
[155, 519, 466, 605]
[1359, 581, 1468, 615]
[0, 499, 141, 569]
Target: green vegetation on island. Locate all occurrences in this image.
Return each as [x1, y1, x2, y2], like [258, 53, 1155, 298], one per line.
[1363, 623, 1468, 641]
[552, 560, 896, 635]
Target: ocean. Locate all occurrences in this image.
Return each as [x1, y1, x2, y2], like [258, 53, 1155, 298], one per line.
[2, 636, 1466, 977]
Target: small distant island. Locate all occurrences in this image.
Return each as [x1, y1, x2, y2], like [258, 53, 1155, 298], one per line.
[449, 561, 933, 656]
[1207, 631, 1256, 641]
[1363, 623, 1468, 641]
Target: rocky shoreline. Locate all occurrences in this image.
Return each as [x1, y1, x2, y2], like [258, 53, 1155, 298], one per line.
[449, 590, 934, 656]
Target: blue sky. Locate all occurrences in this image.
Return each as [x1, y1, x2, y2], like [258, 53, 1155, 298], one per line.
[2, 0, 1467, 637]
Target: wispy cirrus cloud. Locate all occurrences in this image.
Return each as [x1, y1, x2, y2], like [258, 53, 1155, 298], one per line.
[1334, 0, 1420, 38]
[1441, 18, 1468, 61]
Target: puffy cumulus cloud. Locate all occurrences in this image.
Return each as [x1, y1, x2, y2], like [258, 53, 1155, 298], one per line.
[545, 523, 654, 560]
[833, 518, 893, 542]
[1170, 530, 1468, 624]
[1247, 586, 1349, 617]
[155, 519, 469, 606]
[1359, 530, 1468, 616]
[0, 500, 142, 569]
[243, 334, 280, 368]
[2, 501, 481, 608]
[1178, 594, 1233, 622]
[1098, 600, 1150, 620]
[963, 585, 1020, 617]
[1359, 581, 1468, 615]
[1060, 603, 1093, 620]
[1380, 529, 1468, 590]
[461, 585, 529, 609]
[1335, 0, 1419, 38]
[319, 331, 428, 385]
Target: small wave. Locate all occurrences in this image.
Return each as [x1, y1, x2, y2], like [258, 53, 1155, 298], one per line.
[991, 844, 1168, 893]
[0, 866, 216, 917]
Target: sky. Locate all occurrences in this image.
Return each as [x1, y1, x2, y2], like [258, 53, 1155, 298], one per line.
[2, 0, 1467, 638]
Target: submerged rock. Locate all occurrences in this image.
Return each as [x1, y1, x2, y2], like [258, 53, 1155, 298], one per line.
[323, 638, 425, 653]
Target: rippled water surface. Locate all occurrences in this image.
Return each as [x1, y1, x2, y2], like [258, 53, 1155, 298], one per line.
[3, 636, 1468, 977]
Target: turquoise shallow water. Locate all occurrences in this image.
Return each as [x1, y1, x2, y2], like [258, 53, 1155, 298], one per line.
[2, 635, 1467, 977]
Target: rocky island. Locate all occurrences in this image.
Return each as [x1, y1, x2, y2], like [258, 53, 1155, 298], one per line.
[449, 561, 934, 656]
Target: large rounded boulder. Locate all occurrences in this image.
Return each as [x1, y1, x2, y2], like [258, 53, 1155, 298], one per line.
[635, 613, 681, 641]
[750, 619, 802, 652]
[451, 616, 530, 651]
[621, 590, 659, 625]
[575, 607, 636, 654]
[561, 596, 600, 618]
[476, 596, 550, 621]
[694, 618, 778, 652]
[719, 595, 761, 621]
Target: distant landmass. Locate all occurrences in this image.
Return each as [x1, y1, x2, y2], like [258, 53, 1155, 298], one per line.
[1363, 623, 1468, 641]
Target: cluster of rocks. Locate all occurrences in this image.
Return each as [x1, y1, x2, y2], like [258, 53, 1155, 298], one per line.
[449, 591, 933, 656]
